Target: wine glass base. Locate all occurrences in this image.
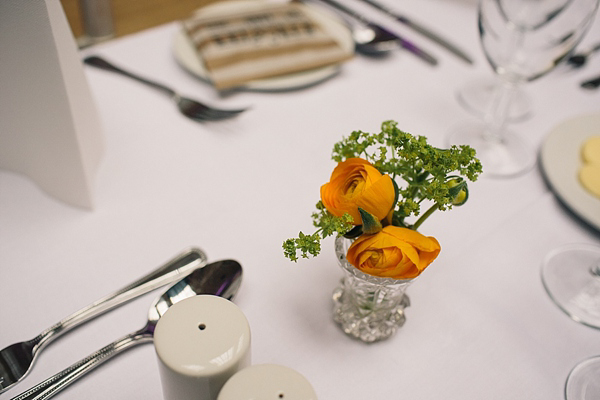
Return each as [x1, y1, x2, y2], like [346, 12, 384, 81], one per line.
[447, 121, 536, 178]
[566, 356, 600, 400]
[541, 244, 600, 330]
[457, 78, 532, 122]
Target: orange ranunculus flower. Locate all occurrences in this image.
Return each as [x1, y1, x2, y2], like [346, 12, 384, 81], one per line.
[320, 158, 395, 225]
[346, 226, 441, 279]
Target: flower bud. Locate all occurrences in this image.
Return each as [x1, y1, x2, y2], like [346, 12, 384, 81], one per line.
[358, 208, 383, 234]
[447, 178, 468, 206]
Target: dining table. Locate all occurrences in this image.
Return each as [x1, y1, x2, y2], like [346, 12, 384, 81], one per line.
[1, 0, 600, 399]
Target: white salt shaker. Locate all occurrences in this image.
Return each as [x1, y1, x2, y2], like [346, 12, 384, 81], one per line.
[217, 364, 317, 400]
[154, 295, 251, 400]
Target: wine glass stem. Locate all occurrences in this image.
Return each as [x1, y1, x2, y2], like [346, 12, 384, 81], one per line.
[482, 78, 518, 142]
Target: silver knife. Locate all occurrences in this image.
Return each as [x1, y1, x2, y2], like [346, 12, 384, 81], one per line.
[316, 0, 438, 65]
[357, 0, 474, 64]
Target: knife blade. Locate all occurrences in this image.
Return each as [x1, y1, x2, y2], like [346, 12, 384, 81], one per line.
[316, 0, 438, 65]
[357, 0, 474, 64]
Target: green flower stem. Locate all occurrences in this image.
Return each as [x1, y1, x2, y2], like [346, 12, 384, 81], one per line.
[412, 203, 440, 230]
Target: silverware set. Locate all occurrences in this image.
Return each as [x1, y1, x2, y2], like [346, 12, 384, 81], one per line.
[313, 0, 439, 64]
[357, 0, 473, 64]
[312, 0, 473, 65]
[10, 260, 242, 400]
[0, 248, 207, 395]
[0, 249, 244, 400]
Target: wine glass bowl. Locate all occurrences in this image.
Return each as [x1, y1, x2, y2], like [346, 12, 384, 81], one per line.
[541, 243, 600, 329]
[448, 0, 600, 178]
[565, 355, 600, 400]
[480, 0, 598, 83]
[542, 243, 600, 400]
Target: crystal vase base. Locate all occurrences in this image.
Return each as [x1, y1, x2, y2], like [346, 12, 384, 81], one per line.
[333, 236, 413, 343]
[332, 278, 410, 343]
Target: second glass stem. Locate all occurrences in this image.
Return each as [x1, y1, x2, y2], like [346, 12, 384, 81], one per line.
[482, 79, 518, 142]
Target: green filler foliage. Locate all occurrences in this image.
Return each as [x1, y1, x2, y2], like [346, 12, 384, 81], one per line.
[283, 120, 482, 262]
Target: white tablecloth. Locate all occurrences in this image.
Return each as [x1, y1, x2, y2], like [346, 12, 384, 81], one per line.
[1, 0, 600, 399]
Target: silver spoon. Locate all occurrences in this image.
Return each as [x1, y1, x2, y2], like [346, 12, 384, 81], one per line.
[301, 0, 395, 55]
[352, 23, 404, 55]
[10, 259, 243, 400]
[0, 247, 207, 394]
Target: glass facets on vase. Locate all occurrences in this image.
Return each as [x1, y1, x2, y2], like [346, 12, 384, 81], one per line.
[332, 236, 413, 343]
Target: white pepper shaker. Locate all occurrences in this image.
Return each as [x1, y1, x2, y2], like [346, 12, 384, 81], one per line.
[217, 364, 317, 400]
[154, 295, 251, 400]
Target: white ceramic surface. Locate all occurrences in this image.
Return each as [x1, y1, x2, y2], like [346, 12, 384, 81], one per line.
[154, 295, 251, 400]
[217, 364, 317, 400]
[171, 0, 354, 91]
[540, 113, 600, 231]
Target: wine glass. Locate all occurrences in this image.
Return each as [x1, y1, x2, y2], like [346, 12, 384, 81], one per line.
[541, 243, 600, 399]
[565, 355, 600, 400]
[447, 0, 600, 178]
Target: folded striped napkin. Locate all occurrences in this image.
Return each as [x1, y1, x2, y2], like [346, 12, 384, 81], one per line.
[182, 1, 353, 90]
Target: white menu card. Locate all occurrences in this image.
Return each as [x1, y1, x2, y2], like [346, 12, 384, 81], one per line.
[0, 0, 104, 209]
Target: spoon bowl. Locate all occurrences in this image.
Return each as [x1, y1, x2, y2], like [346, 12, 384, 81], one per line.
[353, 23, 400, 55]
[148, 259, 242, 325]
[10, 260, 243, 400]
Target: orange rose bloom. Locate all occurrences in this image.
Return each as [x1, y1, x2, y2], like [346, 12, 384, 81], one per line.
[320, 158, 395, 225]
[346, 226, 441, 279]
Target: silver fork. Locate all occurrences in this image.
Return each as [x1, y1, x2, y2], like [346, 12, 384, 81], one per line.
[83, 55, 247, 121]
[0, 248, 207, 394]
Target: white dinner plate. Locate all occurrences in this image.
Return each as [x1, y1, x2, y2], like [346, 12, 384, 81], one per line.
[172, 1, 354, 92]
[540, 113, 600, 231]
